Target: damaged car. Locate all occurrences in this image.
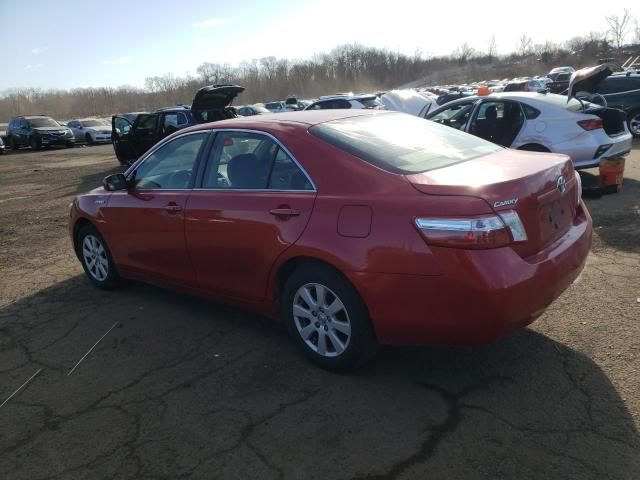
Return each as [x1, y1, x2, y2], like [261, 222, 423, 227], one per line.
[111, 85, 244, 165]
[426, 91, 631, 169]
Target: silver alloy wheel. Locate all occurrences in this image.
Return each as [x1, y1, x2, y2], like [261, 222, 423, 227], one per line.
[629, 113, 640, 136]
[82, 234, 109, 282]
[292, 283, 351, 357]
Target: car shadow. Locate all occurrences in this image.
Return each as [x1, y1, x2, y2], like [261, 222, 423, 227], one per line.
[0, 277, 638, 479]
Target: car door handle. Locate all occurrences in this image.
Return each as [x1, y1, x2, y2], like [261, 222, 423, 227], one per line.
[269, 208, 300, 217]
[165, 203, 183, 213]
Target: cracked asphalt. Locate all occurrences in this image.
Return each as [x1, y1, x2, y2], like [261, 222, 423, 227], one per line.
[0, 142, 639, 479]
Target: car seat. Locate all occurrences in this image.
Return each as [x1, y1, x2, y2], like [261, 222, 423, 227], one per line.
[227, 154, 264, 188]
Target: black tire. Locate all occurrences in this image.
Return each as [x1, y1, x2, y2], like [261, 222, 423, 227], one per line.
[29, 135, 41, 151]
[282, 263, 377, 371]
[85, 133, 94, 146]
[66, 141, 74, 148]
[628, 111, 640, 138]
[518, 143, 550, 152]
[76, 224, 120, 289]
[10, 137, 19, 151]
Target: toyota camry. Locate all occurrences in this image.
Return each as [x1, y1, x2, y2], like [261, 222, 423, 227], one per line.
[69, 110, 592, 370]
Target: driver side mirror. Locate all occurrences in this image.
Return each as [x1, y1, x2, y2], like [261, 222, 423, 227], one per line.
[103, 173, 129, 191]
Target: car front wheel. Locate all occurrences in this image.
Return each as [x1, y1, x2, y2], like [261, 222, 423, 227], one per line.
[85, 133, 94, 145]
[628, 111, 640, 138]
[76, 224, 120, 289]
[282, 264, 376, 371]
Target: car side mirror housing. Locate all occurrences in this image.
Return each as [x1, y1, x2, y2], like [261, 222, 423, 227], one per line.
[103, 173, 129, 191]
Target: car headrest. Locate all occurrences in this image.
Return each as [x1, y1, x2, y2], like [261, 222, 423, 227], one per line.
[485, 105, 497, 120]
[227, 153, 263, 188]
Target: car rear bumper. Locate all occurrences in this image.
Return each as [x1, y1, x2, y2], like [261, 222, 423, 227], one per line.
[569, 130, 632, 170]
[349, 203, 592, 345]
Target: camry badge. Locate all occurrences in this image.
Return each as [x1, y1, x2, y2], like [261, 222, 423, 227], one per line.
[493, 198, 518, 208]
[556, 176, 567, 193]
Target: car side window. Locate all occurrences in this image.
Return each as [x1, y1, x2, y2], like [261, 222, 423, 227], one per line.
[202, 131, 312, 191]
[429, 102, 474, 129]
[522, 104, 541, 119]
[176, 112, 189, 126]
[114, 117, 132, 135]
[135, 114, 158, 133]
[132, 133, 207, 190]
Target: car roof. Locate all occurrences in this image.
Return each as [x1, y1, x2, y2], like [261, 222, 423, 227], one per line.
[22, 115, 52, 119]
[431, 92, 572, 111]
[182, 109, 388, 133]
[316, 94, 376, 101]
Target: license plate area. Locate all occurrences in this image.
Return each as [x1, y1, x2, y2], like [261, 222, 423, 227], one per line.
[539, 199, 574, 243]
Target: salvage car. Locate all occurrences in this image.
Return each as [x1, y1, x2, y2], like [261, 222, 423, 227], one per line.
[426, 91, 631, 169]
[304, 94, 383, 110]
[236, 104, 271, 116]
[569, 64, 640, 138]
[112, 84, 244, 165]
[67, 118, 113, 145]
[380, 89, 438, 116]
[70, 110, 592, 370]
[6, 115, 75, 150]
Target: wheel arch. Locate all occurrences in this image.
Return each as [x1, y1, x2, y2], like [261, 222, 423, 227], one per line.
[72, 217, 96, 258]
[517, 143, 551, 152]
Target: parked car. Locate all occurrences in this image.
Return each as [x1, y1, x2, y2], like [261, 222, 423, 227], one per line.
[425, 91, 631, 169]
[236, 104, 271, 116]
[111, 84, 244, 165]
[569, 65, 640, 138]
[503, 79, 547, 92]
[548, 66, 575, 81]
[67, 118, 113, 145]
[304, 94, 383, 110]
[70, 109, 591, 370]
[547, 72, 571, 93]
[380, 89, 438, 116]
[436, 91, 474, 105]
[264, 101, 287, 113]
[6, 115, 74, 150]
[0, 135, 4, 154]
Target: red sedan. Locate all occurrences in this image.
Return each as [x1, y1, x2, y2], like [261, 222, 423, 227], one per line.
[69, 110, 592, 370]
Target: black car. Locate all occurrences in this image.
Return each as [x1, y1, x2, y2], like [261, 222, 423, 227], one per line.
[112, 84, 244, 165]
[569, 65, 640, 137]
[5, 115, 75, 150]
[435, 91, 474, 106]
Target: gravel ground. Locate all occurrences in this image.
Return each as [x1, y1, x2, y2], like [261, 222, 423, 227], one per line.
[0, 142, 638, 479]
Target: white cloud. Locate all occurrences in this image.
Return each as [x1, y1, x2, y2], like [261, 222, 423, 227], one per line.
[102, 56, 133, 65]
[26, 64, 43, 70]
[192, 18, 224, 28]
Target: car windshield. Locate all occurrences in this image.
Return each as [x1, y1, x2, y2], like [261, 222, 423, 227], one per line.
[81, 120, 103, 127]
[28, 117, 60, 128]
[310, 112, 502, 174]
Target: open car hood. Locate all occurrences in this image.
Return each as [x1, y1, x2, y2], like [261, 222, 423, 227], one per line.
[567, 64, 613, 100]
[192, 84, 245, 113]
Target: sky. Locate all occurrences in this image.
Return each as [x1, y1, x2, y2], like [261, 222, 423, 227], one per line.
[0, 0, 638, 91]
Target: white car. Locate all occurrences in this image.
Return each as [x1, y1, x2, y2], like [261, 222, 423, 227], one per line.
[425, 91, 631, 169]
[304, 94, 383, 110]
[67, 118, 113, 145]
[380, 89, 438, 117]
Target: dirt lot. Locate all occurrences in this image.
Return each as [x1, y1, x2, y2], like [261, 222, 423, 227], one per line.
[0, 143, 639, 479]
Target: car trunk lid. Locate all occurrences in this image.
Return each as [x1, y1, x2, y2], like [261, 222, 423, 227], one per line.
[191, 84, 245, 123]
[406, 149, 578, 258]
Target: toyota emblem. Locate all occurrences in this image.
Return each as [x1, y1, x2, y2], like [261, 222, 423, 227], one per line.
[556, 175, 567, 193]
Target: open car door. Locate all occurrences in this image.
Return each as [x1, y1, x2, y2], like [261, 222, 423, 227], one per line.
[112, 116, 136, 165]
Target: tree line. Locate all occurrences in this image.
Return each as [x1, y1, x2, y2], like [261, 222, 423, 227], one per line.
[1, 9, 639, 123]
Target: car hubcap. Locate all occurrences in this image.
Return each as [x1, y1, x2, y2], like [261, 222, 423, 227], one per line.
[630, 114, 640, 136]
[82, 235, 108, 281]
[293, 283, 351, 357]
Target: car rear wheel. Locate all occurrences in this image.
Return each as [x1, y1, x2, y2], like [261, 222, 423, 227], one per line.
[76, 224, 120, 289]
[282, 264, 376, 371]
[628, 111, 640, 138]
[10, 137, 19, 150]
[518, 143, 550, 152]
[85, 133, 94, 146]
[29, 136, 41, 150]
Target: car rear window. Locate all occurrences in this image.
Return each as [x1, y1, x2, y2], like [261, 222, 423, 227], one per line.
[309, 112, 502, 174]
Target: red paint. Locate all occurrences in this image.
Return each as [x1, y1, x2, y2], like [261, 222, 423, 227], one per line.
[70, 110, 592, 346]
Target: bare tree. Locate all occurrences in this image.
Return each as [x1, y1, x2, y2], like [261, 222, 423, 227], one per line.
[487, 35, 497, 61]
[517, 35, 533, 57]
[454, 42, 475, 63]
[606, 9, 632, 50]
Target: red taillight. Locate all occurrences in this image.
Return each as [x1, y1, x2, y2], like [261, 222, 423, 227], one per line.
[414, 212, 527, 249]
[578, 119, 603, 131]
